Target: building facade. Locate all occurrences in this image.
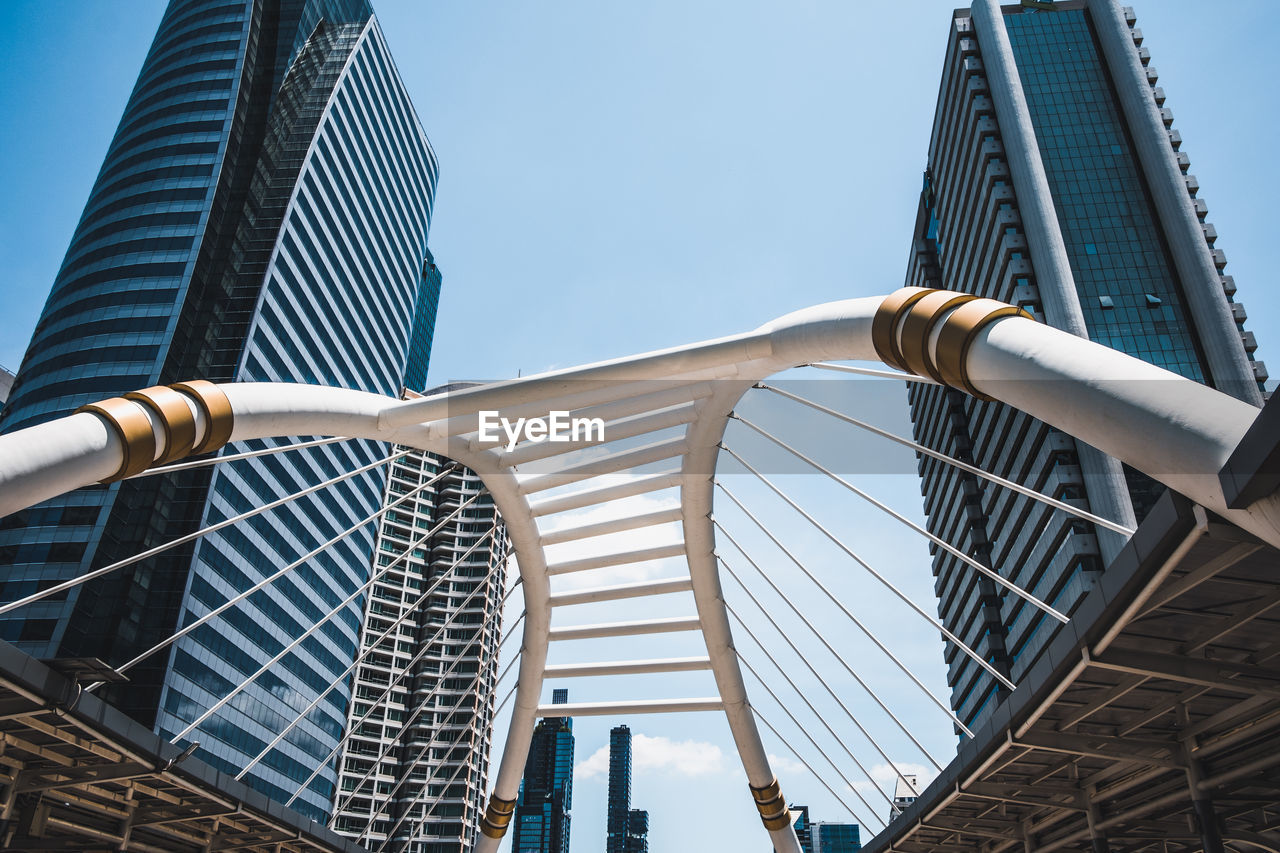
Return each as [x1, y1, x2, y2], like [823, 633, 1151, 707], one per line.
[605, 725, 649, 853]
[812, 821, 861, 853]
[888, 774, 919, 823]
[511, 688, 575, 853]
[0, 0, 439, 822]
[331, 447, 508, 852]
[903, 0, 1264, 732]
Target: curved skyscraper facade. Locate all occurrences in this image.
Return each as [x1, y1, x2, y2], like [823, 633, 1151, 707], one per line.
[902, 0, 1264, 735]
[0, 0, 439, 823]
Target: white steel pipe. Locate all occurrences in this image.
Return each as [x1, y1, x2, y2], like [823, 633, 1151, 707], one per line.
[548, 576, 694, 607]
[548, 617, 701, 641]
[545, 543, 685, 576]
[542, 657, 712, 678]
[528, 470, 683, 516]
[540, 507, 683, 546]
[534, 698, 724, 717]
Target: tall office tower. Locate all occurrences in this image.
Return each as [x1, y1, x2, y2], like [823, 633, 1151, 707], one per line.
[888, 775, 919, 822]
[811, 821, 861, 853]
[0, 0, 439, 822]
[625, 810, 649, 853]
[786, 805, 814, 853]
[511, 688, 575, 853]
[331, 447, 508, 852]
[605, 725, 650, 853]
[0, 367, 13, 408]
[605, 725, 633, 853]
[902, 0, 1264, 732]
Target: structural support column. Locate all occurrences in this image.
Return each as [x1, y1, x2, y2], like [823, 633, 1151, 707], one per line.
[1087, 0, 1261, 406]
[970, 0, 1136, 563]
[1178, 705, 1224, 853]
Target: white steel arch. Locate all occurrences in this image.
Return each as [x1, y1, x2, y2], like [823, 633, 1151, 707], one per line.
[1, 287, 1276, 853]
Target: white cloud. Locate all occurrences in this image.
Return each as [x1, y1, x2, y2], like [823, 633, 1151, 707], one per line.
[845, 761, 938, 794]
[767, 752, 807, 777]
[576, 734, 727, 779]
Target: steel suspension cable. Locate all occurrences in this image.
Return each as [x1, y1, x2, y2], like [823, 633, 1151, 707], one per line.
[347, 622, 501, 824]
[324, 553, 510, 814]
[727, 420, 1068, 623]
[716, 471, 1017, 692]
[289, 588, 520, 811]
[175, 491, 489, 742]
[719, 554, 943, 774]
[715, 513, 972, 738]
[377, 715, 484, 853]
[727, 606, 891, 814]
[805, 362, 938, 383]
[0, 446, 411, 618]
[349, 607, 511, 840]
[128, 436, 351, 478]
[752, 707, 876, 829]
[757, 382, 1135, 536]
[736, 651, 884, 829]
[235, 525, 498, 781]
[369, 703, 485, 850]
[372, 649, 523, 851]
[93, 465, 463, 693]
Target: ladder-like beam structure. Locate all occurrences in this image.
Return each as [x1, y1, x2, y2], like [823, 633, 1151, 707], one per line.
[0, 288, 1273, 853]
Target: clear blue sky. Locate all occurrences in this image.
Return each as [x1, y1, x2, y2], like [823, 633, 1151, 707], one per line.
[1, 2, 1277, 851]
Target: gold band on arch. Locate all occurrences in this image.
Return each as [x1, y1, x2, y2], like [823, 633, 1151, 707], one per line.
[872, 287, 1035, 400]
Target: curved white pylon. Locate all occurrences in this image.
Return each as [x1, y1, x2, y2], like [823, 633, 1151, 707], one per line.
[0, 290, 1274, 853]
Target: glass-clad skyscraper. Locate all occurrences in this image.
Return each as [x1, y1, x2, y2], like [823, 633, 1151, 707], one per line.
[902, 0, 1263, 732]
[0, 0, 439, 823]
[604, 725, 649, 853]
[511, 689, 575, 853]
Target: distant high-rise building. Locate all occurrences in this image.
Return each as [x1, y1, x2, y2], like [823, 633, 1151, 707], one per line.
[511, 689, 575, 853]
[812, 820, 861, 852]
[605, 725, 650, 853]
[0, 0, 440, 822]
[788, 804, 813, 853]
[903, 0, 1264, 733]
[331, 440, 508, 852]
[0, 367, 13, 409]
[626, 809, 649, 853]
[889, 775, 920, 822]
[606, 725, 633, 853]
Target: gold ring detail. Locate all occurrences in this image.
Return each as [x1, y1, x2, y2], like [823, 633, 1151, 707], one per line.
[77, 398, 158, 483]
[480, 795, 517, 839]
[898, 290, 977, 382]
[126, 386, 198, 465]
[750, 778, 790, 830]
[172, 380, 234, 455]
[872, 287, 936, 372]
[935, 298, 1034, 399]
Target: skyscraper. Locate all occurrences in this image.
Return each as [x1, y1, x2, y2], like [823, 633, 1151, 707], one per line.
[331, 439, 508, 852]
[605, 725, 649, 853]
[902, 0, 1264, 732]
[0, 0, 439, 822]
[812, 821, 861, 853]
[888, 775, 919, 822]
[511, 689, 575, 853]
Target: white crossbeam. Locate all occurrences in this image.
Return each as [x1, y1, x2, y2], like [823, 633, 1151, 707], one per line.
[535, 698, 724, 717]
[528, 470, 682, 516]
[545, 543, 685, 576]
[548, 617, 701, 641]
[540, 507, 683, 545]
[548, 576, 693, 607]
[543, 657, 712, 678]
